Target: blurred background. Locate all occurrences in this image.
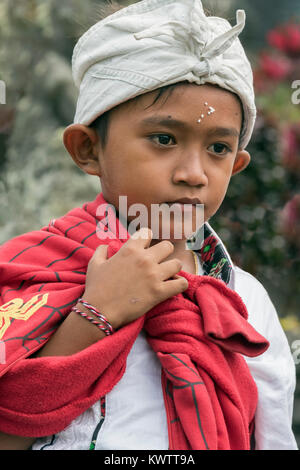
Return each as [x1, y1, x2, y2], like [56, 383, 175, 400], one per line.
[0, 0, 299, 446]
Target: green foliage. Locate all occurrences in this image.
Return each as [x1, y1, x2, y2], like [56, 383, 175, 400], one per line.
[212, 16, 300, 321]
[0, 0, 102, 240]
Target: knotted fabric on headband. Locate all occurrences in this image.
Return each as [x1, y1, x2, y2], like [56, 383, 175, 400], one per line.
[72, 0, 256, 149]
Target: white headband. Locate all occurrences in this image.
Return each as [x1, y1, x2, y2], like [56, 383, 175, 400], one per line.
[72, 0, 256, 149]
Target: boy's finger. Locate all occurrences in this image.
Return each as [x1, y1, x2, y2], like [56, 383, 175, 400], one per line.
[94, 244, 109, 262]
[163, 275, 189, 298]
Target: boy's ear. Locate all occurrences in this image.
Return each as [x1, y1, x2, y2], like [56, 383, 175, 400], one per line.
[231, 150, 251, 176]
[63, 124, 102, 176]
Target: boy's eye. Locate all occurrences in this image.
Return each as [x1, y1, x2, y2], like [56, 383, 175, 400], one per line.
[149, 134, 176, 146]
[208, 143, 231, 156]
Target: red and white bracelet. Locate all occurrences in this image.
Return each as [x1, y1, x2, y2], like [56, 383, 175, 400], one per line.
[72, 298, 115, 336]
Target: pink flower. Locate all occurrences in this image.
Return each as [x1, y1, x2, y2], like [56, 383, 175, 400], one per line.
[259, 52, 292, 81]
[267, 30, 287, 52]
[267, 23, 300, 56]
[284, 24, 300, 55]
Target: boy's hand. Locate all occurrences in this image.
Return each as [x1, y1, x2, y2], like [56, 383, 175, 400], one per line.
[81, 228, 189, 329]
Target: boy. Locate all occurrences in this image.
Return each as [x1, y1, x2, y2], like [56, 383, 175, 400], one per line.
[0, 0, 297, 450]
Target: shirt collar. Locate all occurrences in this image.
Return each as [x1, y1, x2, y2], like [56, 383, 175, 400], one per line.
[187, 221, 234, 288]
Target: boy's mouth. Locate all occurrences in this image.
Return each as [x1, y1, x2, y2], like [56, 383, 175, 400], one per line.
[165, 198, 203, 206]
[163, 199, 204, 215]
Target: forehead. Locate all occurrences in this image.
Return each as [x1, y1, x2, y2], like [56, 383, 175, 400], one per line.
[110, 83, 243, 127]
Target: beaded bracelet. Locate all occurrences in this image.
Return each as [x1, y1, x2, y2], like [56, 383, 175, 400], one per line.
[72, 306, 114, 336]
[78, 298, 115, 335]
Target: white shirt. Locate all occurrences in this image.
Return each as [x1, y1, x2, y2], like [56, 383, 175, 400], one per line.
[32, 255, 298, 450]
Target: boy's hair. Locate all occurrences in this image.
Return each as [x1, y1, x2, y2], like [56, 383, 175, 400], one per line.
[90, 82, 245, 150]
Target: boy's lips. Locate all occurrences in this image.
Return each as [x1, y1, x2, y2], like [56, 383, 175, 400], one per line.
[165, 198, 204, 205]
[163, 199, 204, 215]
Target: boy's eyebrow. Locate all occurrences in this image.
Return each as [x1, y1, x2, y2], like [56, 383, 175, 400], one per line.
[140, 115, 240, 138]
[205, 126, 240, 138]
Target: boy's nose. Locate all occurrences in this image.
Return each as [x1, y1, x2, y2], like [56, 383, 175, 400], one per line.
[172, 151, 208, 187]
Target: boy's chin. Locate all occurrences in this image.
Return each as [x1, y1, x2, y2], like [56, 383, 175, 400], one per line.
[150, 223, 205, 247]
[154, 214, 204, 238]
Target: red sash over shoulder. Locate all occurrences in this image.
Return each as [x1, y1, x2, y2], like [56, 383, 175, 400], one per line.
[0, 193, 269, 449]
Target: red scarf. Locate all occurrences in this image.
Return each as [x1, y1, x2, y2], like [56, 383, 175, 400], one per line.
[0, 193, 269, 449]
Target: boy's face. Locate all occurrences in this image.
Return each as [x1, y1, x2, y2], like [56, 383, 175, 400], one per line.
[65, 83, 250, 241]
